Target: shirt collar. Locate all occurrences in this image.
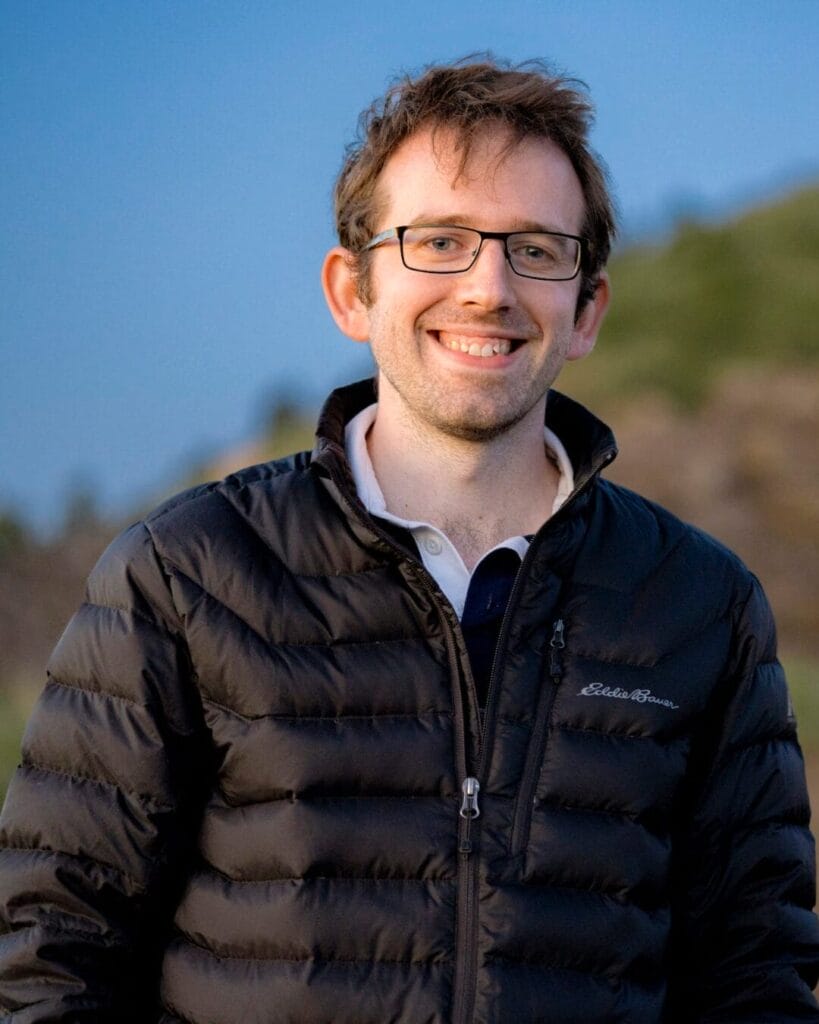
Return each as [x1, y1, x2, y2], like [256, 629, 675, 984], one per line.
[344, 403, 575, 616]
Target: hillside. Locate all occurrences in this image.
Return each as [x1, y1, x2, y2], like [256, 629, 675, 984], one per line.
[560, 184, 819, 407]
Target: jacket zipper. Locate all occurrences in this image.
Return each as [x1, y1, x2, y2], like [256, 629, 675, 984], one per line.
[509, 618, 565, 857]
[459, 778, 481, 832]
[451, 527, 550, 1024]
[318, 450, 612, 1024]
[447, 452, 610, 1021]
[453, 776, 480, 1023]
[324, 475, 479, 1023]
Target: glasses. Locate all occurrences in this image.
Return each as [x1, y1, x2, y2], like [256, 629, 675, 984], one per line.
[361, 224, 585, 281]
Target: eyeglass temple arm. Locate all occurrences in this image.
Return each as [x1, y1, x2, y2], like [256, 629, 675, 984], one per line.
[361, 227, 400, 252]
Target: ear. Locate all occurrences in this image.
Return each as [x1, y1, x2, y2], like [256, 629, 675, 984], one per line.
[321, 247, 371, 342]
[567, 272, 610, 361]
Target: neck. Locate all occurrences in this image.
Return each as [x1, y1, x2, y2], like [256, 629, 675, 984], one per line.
[367, 392, 558, 570]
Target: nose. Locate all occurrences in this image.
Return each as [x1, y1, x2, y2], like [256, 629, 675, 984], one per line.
[452, 237, 517, 310]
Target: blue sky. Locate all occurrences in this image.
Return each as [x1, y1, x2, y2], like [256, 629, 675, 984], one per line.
[2, 0, 818, 534]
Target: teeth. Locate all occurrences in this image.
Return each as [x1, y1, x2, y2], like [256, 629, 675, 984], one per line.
[438, 333, 514, 358]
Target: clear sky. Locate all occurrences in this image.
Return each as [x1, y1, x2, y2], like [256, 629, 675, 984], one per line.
[2, 0, 818, 534]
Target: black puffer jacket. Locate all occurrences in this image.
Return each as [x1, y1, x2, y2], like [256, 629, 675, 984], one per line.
[1, 380, 817, 1023]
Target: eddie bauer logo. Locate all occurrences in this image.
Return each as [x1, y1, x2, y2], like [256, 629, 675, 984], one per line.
[578, 682, 680, 710]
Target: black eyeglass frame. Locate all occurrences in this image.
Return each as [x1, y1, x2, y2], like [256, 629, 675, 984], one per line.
[360, 224, 587, 282]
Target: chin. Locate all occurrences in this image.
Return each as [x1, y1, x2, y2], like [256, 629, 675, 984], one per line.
[429, 406, 530, 442]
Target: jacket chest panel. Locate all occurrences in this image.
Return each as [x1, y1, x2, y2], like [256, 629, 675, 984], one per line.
[206, 707, 458, 805]
[186, 580, 464, 887]
[177, 559, 454, 717]
[197, 790, 459, 884]
[475, 595, 730, 906]
[173, 554, 439, 635]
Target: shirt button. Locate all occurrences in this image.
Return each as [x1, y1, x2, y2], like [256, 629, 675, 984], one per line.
[423, 535, 443, 555]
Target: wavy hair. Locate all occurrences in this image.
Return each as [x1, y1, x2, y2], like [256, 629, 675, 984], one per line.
[333, 56, 617, 311]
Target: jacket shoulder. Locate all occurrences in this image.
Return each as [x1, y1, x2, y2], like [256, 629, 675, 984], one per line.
[571, 479, 762, 661]
[84, 451, 315, 615]
[586, 477, 754, 594]
[143, 449, 313, 527]
[140, 448, 313, 540]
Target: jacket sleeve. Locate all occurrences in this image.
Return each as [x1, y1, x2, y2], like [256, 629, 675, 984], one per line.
[667, 574, 819, 1021]
[0, 521, 210, 1022]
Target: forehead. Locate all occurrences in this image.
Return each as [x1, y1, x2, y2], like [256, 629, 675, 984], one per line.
[374, 126, 586, 235]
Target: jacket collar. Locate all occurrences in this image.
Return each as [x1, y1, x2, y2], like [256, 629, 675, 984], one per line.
[312, 377, 618, 497]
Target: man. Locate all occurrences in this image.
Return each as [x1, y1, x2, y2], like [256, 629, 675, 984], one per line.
[1, 58, 817, 1023]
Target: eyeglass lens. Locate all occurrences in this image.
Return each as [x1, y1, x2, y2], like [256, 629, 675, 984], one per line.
[400, 226, 580, 280]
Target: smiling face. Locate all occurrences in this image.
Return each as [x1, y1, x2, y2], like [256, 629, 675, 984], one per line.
[323, 125, 609, 444]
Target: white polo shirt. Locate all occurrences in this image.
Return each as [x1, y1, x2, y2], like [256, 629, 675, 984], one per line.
[345, 404, 574, 617]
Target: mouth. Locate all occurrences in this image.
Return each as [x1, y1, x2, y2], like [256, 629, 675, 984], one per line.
[430, 330, 524, 359]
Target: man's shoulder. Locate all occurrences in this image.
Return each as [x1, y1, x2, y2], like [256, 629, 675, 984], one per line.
[584, 476, 756, 605]
[144, 449, 315, 529]
[92, 449, 318, 585]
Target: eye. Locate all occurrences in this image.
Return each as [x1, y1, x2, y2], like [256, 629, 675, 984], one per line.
[417, 230, 471, 253]
[404, 226, 476, 259]
[427, 235, 458, 252]
[512, 240, 560, 264]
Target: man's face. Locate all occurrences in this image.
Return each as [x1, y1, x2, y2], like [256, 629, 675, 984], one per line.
[329, 126, 607, 442]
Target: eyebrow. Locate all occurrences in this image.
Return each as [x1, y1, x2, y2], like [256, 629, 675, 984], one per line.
[407, 213, 571, 234]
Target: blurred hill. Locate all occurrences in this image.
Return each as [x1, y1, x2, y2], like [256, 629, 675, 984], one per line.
[560, 184, 819, 407]
[1, 184, 818, 794]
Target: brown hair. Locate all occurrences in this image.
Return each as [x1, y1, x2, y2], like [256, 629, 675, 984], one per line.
[333, 56, 617, 311]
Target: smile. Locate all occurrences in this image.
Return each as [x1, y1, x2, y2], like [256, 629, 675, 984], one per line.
[433, 330, 519, 358]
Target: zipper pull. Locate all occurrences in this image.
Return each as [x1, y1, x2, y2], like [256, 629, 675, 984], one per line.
[459, 777, 480, 856]
[459, 777, 481, 819]
[549, 618, 565, 677]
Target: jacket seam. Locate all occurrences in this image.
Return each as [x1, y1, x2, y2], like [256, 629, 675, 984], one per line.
[42, 677, 203, 740]
[718, 729, 799, 762]
[0, 844, 146, 895]
[484, 953, 628, 983]
[144, 482, 223, 527]
[198, 868, 457, 885]
[214, 485, 393, 579]
[200, 696, 452, 723]
[724, 811, 812, 841]
[216, 791, 454, 809]
[21, 760, 177, 814]
[81, 598, 177, 638]
[499, 876, 667, 911]
[273, 564, 398, 580]
[534, 796, 643, 824]
[570, 648, 672, 670]
[569, 617, 732, 669]
[179, 932, 452, 966]
[163, 564, 431, 649]
[553, 722, 678, 742]
[43, 675, 145, 709]
[242, 634, 429, 649]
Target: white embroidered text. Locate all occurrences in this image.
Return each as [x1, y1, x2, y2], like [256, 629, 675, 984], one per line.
[578, 683, 679, 710]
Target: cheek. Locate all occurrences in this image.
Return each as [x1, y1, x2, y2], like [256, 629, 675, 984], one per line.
[370, 264, 451, 313]
[363, 307, 404, 362]
[542, 285, 583, 327]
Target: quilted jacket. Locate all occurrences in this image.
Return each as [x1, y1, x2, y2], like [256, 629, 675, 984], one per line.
[1, 379, 817, 1023]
